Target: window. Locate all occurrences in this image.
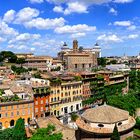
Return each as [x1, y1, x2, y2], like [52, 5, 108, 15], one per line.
[82, 64, 85, 68]
[17, 105, 19, 109]
[22, 110, 25, 115]
[11, 106, 14, 109]
[98, 124, 104, 127]
[41, 107, 43, 112]
[17, 111, 19, 116]
[35, 101, 38, 105]
[118, 122, 122, 126]
[5, 113, 8, 117]
[75, 64, 77, 69]
[41, 100, 43, 104]
[11, 112, 14, 117]
[0, 107, 1, 110]
[35, 108, 38, 113]
[0, 114, 1, 118]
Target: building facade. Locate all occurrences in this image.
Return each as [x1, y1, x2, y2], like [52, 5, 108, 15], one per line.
[58, 40, 101, 72]
[0, 100, 34, 129]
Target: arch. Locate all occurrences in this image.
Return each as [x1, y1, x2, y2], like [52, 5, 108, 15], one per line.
[54, 110, 56, 116]
[27, 118, 30, 124]
[0, 122, 2, 129]
[71, 106, 73, 112]
[10, 120, 15, 127]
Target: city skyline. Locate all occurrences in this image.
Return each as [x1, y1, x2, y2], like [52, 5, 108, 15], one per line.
[0, 0, 140, 56]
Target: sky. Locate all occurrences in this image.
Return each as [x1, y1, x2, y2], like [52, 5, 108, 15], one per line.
[0, 0, 140, 57]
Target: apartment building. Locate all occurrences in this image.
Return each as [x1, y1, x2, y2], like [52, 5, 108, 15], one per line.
[0, 100, 34, 129]
[49, 76, 83, 117]
[31, 78, 50, 118]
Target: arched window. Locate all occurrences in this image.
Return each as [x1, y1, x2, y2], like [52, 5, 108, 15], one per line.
[54, 110, 56, 116]
[27, 118, 30, 124]
[10, 120, 15, 127]
[71, 106, 73, 112]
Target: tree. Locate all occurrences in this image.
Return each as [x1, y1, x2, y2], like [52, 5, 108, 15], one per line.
[30, 124, 63, 140]
[111, 124, 120, 140]
[97, 57, 107, 67]
[0, 51, 17, 63]
[79, 46, 83, 52]
[33, 72, 41, 78]
[12, 118, 27, 140]
[71, 113, 78, 122]
[0, 128, 13, 140]
[16, 58, 25, 67]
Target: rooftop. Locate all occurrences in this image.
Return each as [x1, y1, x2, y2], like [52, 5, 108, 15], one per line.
[82, 105, 129, 124]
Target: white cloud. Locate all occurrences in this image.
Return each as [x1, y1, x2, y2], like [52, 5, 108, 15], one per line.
[30, 47, 36, 51]
[14, 7, 40, 23]
[53, 6, 64, 13]
[28, 0, 44, 3]
[128, 34, 139, 39]
[109, 8, 117, 15]
[55, 24, 96, 34]
[3, 10, 16, 23]
[64, 2, 88, 15]
[8, 33, 41, 44]
[0, 37, 6, 42]
[97, 34, 122, 42]
[113, 21, 132, 27]
[49, 0, 133, 15]
[114, 0, 133, 3]
[71, 32, 86, 38]
[127, 25, 136, 31]
[24, 17, 65, 29]
[0, 21, 18, 36]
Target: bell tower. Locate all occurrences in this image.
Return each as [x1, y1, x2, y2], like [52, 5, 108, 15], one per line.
[73, 40, 78, 52]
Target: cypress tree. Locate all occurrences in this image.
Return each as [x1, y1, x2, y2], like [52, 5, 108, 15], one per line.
[12, 118, 27, 140]
[111, 124, 120, 140]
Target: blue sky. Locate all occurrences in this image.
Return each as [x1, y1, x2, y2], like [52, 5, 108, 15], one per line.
[0, 0, 140, 56]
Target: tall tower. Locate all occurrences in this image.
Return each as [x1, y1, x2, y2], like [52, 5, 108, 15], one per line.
[73, 40, 78, 52]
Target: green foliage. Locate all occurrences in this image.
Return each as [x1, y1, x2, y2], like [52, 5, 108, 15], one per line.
[111, 125, 120, 140]
[0, 51, 17, 63]
[71, 113, 78, 122]
[51, 66, 61, 71]
[74, 76, 82, 81]
[0, 118, 27, 140]
[12, 118, 27, 140]
[16, 58, 25, 66]
[107, 93, 140, 115]
[107, 60, 117, 65]
[135, 117, 140, 129]
[50, 78, 62, 85]
[30, 124, 63, 140]
[11, 65, 28, 75]
[97, 57, 107, 67]
[1, 95, 20, 102]
[33, 72, 41, 78]
[0, 128, 13, 140]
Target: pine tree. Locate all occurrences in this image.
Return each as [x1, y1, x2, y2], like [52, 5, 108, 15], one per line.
[12, 118, 27, 140]
[111, 124, 120, 140]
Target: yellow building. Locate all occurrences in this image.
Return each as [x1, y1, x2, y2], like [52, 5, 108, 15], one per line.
[49, 78, 83, 117]
[0, 100, 34, 129]
[60, 81, 83, 116]
[49, 83, 61, 117]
